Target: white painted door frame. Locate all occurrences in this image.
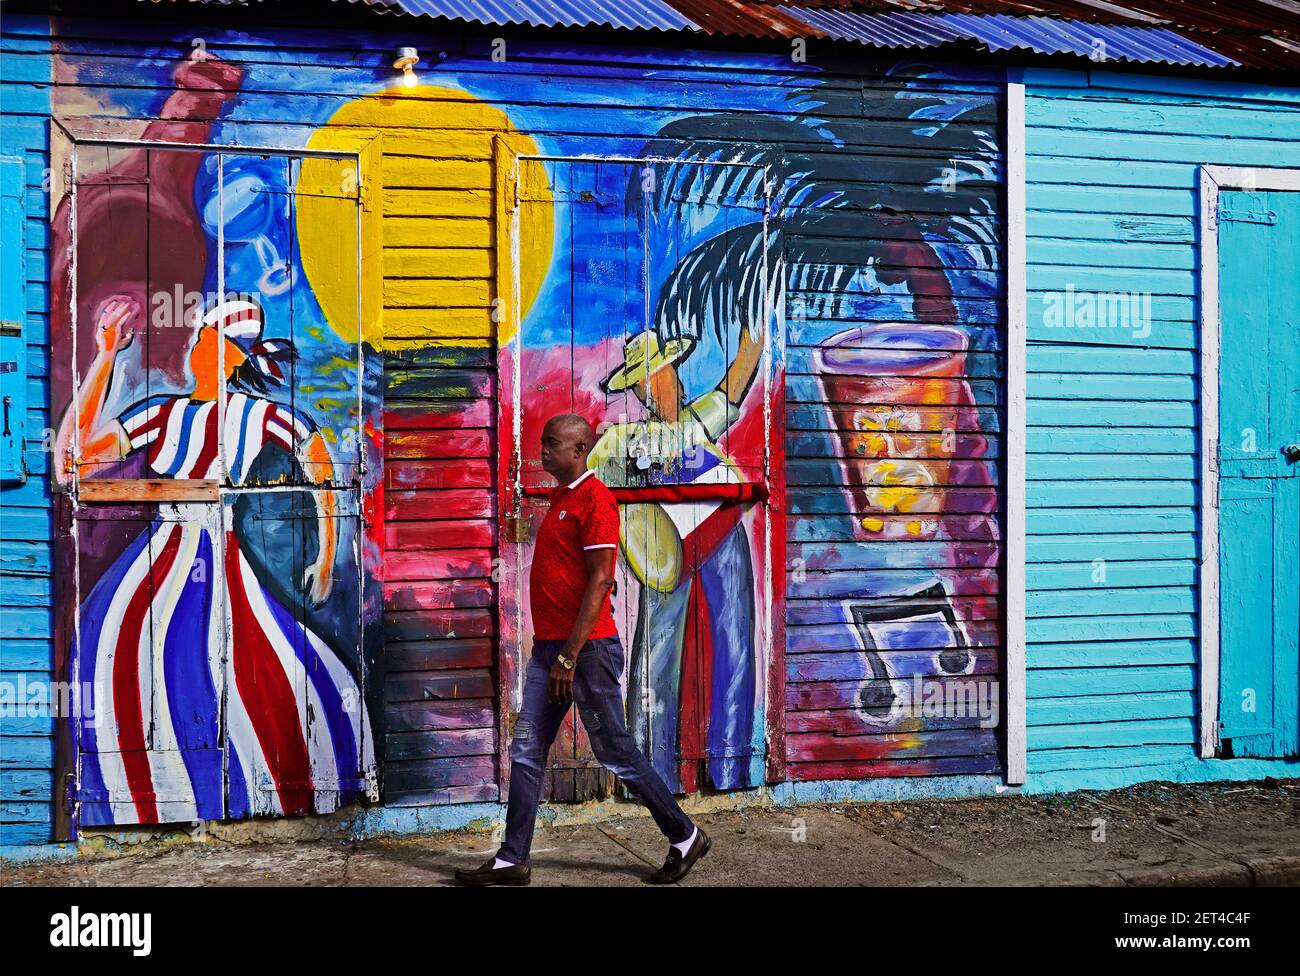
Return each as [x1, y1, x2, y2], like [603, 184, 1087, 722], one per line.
[60, 133, 375, 823]
[1004, 78, 1028, 785]
[1196, 164, 1300, 758]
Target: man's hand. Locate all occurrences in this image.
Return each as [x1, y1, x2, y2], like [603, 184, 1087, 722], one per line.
[548, 658, 575, 703]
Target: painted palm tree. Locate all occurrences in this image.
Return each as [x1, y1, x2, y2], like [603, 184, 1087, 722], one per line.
[633, 64, 999, 335]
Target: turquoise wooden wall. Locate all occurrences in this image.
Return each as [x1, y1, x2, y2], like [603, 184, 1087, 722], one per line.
[0, 13, 53, 846]
[1023, 67, 1300, 788]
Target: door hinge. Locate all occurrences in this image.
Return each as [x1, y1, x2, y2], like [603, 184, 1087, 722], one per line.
[62, 770, 77, 814]
[1219, 725, 1276, 739]
[1209, 438, 1219, 508]
[1218, 206, 1276, 225]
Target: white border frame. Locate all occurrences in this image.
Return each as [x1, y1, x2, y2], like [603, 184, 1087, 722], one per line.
[500, 151, 779, 746]
[1005, 79, 1028, 785]
[1197, 164, 1300, 758]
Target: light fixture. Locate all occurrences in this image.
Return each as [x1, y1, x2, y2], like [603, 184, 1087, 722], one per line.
[393, 47, 419, 88]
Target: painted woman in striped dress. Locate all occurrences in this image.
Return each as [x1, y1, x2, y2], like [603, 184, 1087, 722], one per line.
[56, 294, 374, 826]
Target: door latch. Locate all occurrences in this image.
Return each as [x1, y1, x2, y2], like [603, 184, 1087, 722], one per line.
[504, 513, 530, 543]
[63, 770, 77, 814]
[1282, 443, 1300, 462]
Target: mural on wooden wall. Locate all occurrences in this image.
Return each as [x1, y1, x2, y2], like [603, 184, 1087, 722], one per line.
[45, 22, 1002, 820]
[49, 46, 382, 827]
[500, 65, 1003, 788]
[776, 75, 1004, 777]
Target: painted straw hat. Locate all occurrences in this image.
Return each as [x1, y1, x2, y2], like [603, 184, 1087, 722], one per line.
[602, 330, 694, 392]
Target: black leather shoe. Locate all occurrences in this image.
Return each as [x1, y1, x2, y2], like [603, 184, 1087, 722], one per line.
[454, 856, 531, 886]
[644, 827, 711, 885]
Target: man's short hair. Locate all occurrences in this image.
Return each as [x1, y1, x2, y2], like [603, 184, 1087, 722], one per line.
[546, 413, 595, 448]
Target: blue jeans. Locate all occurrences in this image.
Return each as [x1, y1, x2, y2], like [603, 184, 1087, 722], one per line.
[498, 636, 695, 865]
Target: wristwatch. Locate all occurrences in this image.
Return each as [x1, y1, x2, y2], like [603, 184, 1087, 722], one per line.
[555, 652, 576, 671]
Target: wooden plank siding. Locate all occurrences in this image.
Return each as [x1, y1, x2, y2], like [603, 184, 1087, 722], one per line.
[0, 13, 54, 845]
[2, 8, 1015, 835]
[383, 345, 500, 806]
[4, 12, 1297, 846]
[780, 80, 1006, 782]
[1022, 68, 1300, 779]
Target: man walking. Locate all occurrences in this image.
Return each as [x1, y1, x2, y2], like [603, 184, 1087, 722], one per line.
[455, 414, 710, 886]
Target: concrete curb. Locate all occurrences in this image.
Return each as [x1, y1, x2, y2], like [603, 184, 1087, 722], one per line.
[1118, 855, 1300, 887]
[1242, 855, 1300, 886]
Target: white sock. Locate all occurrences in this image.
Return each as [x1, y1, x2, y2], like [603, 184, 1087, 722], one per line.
[671, 826, 697, 857]
[493, 857, 516, 869]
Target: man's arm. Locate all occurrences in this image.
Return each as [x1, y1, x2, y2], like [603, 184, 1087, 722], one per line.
[564, 548, 617, 662]
[548, 547, 617, 701]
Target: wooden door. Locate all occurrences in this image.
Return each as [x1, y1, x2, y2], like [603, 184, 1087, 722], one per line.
[500, 153, 778, 799]
[507, 158, 644, 800]
[618, 160, 776, 794]
[56, 142, 376, 827]
[1216, 188, 1300, 759]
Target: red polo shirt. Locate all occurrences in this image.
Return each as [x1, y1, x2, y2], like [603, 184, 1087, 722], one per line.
[529, 469, 620, 641]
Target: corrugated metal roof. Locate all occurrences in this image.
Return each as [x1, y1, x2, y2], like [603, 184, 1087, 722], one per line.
[790, 8, 1237, 65]
[776, 1, 1300, 70]
[382, 0, 695, 31]
[777, 8, 969, 47]
[152, 0, 1300, 70]
[780, 6, 1236, 65]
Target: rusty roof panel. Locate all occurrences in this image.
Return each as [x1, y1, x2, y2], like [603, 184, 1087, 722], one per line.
[659, 0, 826, 38]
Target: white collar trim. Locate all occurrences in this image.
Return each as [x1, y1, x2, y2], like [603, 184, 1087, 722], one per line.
[566, 469, 595, 490]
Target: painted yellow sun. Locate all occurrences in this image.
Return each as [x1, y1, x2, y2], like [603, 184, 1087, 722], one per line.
[295, 84, 553, 348]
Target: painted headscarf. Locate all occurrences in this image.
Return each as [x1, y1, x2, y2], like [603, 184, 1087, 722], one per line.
[202, 292, 296, 395]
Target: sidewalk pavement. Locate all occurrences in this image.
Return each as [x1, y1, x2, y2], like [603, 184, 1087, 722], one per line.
[3, 779, 1297, 887]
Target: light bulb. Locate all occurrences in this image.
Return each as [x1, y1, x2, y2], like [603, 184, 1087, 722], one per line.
[393, 47, 420, 90]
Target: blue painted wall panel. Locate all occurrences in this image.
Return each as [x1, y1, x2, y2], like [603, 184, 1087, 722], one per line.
[0, 11, 52, 847]
[1022, 67, 1300, 787]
